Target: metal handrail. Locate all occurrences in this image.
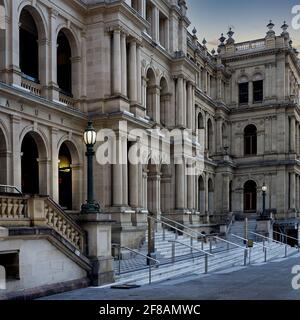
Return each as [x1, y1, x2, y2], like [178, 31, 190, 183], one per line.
[168, 240, 214, 256]
[168, 240, 214, 273]
[231, 234, 270, 250]
[250, 232, 284, 245]
[273, 231, 299, 242]
[0, 184, 22, 194]
[161, 216, 206, 239]
[112, 243, 159, 285]
[149, 215, 248, 251]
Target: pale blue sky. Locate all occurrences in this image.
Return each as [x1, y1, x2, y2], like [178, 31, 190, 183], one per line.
[187, 0, 300, 51]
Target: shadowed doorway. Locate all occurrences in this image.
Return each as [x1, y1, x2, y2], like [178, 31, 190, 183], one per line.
[59, 143, 72, 210]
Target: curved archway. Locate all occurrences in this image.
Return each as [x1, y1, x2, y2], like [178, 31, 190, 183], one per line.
[21, 131, 48, 195]
[208, 178, 214, 213]
[146, 68, 156, 120]
[0, 125, 8, 186]
[19, 7, 39, 81]
[244, 124, 257, 155]
[198, 176, 205, 213]
[57, 29, 72, 95]
[244, 180, 257, 213]
[58, 140, 81, 210]
[160, 77, 168, 126]
[207, 118, 213, 154]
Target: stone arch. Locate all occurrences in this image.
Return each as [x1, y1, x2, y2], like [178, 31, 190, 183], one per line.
[18, 4, 48, 85]
[146, 67, 156, 120]
[208, 177, 214, 213]
[251, 72, 264, 81]
[57, 139, 82, 210]
[243, 180, 257, 213]
[244, 124, 257, 156]
[56, 27, 81, 99]
[0, 121, 9, 185]
[238, 75, 249, 84]
[20, 130, 49, 195]
[197, 175, 205, 213]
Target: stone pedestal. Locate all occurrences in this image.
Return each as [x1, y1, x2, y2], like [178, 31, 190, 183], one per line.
[256, 218, 273, 239]
[79, 213, 115, 286]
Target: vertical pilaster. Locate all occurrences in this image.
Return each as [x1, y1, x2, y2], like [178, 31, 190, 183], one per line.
[11, 116, 21, 189]
[113, 29, 122, 95]
[129, 39, 137, 103]
[121, 32, 127, 97]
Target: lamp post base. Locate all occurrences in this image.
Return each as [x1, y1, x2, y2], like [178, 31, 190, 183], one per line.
[81, 202, 101, 215]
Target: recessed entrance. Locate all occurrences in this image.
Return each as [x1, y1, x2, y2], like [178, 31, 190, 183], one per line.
[59, 142, 72, 210]
[21, 134, 39, 194]
[244, 180, 257, 213]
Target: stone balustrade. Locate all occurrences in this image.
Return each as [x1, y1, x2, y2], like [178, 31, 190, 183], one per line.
[0, 195, 85, 252]
[21, 78, 42, 96]
[59, 92, 75, 107]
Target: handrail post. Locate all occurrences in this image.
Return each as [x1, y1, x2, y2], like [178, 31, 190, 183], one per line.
[172, 242, 175, 263]
[285, 245, 287, 258]
[190, 237, 193, 254]
[264, 247, 267, 262]
[201, 239, 204, 251]
[263, 239, 265, 252]
[248, 247, 251, 265]
[244, 249, 248, 266]
[205, 254, 208, 274]
[175, 229, 178, 240]
[149, 264, 152, 284]
[227, 241, 230, 251]
[163, 227, 166, 241]
[209, 238, 212, 253]
[118, 246, 121, 275]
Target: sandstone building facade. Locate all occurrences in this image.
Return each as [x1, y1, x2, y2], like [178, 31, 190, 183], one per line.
[0, 0, 299, 295]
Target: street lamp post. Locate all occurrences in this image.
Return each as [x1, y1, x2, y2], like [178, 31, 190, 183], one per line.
[261, 183, 267, 219]
[81, 121, 101, 214]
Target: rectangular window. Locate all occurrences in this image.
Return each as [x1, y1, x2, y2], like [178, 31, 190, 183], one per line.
[0, 251, 20, 280]
[253, 80, 263, 103]
[239, 82, 249, 104]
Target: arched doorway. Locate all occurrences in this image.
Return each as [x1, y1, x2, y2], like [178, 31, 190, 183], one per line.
[244, 180, 257, 213]
[59, 142, 72, 210]
[198, 176, 205, 213]
[208, 178, 214, 213]
[57, 30, 72, 95]
[21, 134, 39, 194]
[19, 8, 39, 81]
[0, 126, 8, 186]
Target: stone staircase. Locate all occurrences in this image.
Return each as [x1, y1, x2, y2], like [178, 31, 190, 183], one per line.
[228, 219, 257, 244]
[113, 221, 299, 286]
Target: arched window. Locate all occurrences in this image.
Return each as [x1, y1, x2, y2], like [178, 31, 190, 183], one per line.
[160, 77, 168, 126]
[244, 180, 257, 212]
[238, 76, 249, 104]
[207, 119, 213, 153]
[146, 68, 156, 120]
[198, 112, 204, 129]
[244, 124, 257, 156]
[57, 31, 72, 95]
[19, 9, 39, 81]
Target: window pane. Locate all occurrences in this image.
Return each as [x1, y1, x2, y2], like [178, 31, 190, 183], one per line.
[239, 83, 249, 104]
[253, 80, 263, 102]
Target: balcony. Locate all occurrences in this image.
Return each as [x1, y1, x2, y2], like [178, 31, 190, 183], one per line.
[21, 76, 41, 97]
[59, 91, 75, 108]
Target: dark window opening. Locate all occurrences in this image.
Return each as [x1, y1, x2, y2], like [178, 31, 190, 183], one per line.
[239, 82, 249, 104]
[253, 80, 263, 103]
[59, 143, 72, 210]
[244, 124, 257, 156]
[244, 180, 257, 212]
[0, 251, 20, 280]
[21, 134, 39, 194]
[19, 9, 39, 82]
[57, 31, 72, 95]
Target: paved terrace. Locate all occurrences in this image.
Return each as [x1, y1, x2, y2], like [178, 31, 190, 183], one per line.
[41, 254, 300, 300]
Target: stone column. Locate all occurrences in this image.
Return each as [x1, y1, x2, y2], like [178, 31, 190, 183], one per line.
[129, 162, 139, 208]
[290, 172, 296, 210]
[183, 79, 187, 127]
[223, 174, 230, 213]
[121, 32, 127, 97]
[112, 29, 122, 95]
[137, 43, 142, 105]
[140, 0, 146, 19]
[11, 116, 21, 189]
[176, 163, 185, 209]
[49, 9, 59, 101]
[249, 81, 253, 104]
[51, 128, 59, 203]
[176, 77, 184, 127]
[129, 39, 137, 103]
[290, 117, 296, 152]
[152, 6, 159, 43]
[187, 175, 194, 212]
[112, 138, 123, 206]
[187, 82, 193, 129]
